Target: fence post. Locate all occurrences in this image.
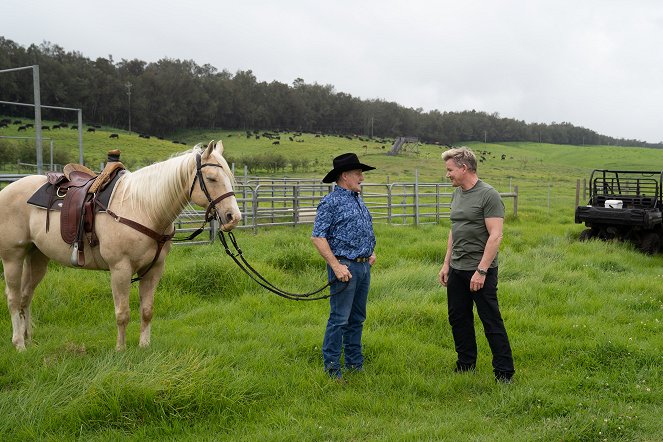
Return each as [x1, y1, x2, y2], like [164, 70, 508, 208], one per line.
[387, 184, 393, 224]
[242, 184, 248, 226]
[210, 217, 218, 243]
[252, 186, 259, 233]
[513, 185, 518, 217]
[293, 184, 299, 225]
[436, 183, 440, 223]
[415, 169, 420, 226]
[575, 179, 580, 208]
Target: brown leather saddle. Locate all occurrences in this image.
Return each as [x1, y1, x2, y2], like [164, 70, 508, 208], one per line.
[28, 160, 126, 267]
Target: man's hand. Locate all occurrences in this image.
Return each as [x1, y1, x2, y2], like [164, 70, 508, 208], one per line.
[470, 271, 486, 292]
[438, 263, 450, 287]
[332, 263, 352, 282]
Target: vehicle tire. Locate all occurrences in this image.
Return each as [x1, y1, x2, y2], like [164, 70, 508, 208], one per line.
[639, 232, 661, 254]
[579, 229, 595, 241]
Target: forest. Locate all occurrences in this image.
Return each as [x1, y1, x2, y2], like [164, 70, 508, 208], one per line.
[1, 37, 660, 148]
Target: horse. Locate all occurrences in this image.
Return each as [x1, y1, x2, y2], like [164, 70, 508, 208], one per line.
[0, 140, 241, 351]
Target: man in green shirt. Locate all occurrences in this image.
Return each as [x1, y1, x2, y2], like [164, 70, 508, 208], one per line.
[438, 147, 515, 383]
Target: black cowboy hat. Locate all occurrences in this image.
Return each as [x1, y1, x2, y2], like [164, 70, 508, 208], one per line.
[322, 152, 376, 183]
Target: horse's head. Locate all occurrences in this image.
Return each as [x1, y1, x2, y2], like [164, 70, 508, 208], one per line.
[190, 140, 242, 231]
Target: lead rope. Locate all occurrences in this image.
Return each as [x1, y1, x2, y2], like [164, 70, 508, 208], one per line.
[218, 230, 348, 301]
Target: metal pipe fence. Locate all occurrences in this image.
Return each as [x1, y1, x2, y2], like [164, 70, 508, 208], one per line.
[141, 180, 518, 245]
[0, 175, 518, 245]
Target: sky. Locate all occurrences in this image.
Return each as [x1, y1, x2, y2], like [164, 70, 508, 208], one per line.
[3, 0, 663, 143]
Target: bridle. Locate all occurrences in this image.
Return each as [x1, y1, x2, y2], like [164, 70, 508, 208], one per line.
[189, 152, 236, 222]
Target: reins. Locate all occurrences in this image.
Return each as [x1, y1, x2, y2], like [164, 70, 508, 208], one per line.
[217, 229, 347, 301]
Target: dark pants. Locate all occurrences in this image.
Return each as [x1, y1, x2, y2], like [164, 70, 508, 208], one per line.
[447, 267, 514, 376]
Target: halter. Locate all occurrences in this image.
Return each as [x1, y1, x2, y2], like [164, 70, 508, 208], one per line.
[190, 152, 236, 221]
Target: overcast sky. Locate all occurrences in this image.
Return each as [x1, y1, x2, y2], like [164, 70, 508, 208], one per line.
[3, 0, 663, 142]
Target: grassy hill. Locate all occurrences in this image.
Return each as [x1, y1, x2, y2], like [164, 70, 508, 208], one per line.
[0, 122, 662, 440]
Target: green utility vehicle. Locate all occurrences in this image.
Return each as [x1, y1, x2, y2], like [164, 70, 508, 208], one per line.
[575, 169, 663, 254]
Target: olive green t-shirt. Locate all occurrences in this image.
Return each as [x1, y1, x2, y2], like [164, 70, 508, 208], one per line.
[449, 180, 504, 271]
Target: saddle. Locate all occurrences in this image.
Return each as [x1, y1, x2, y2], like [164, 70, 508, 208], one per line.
[29, 152, 126, 267]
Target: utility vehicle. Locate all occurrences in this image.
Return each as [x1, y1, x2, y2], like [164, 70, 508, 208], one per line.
[575, 169, 663, 254]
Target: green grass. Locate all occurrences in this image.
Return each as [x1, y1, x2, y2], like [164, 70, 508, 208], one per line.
[0, 222, 662, 440]
[1, 124, 663, 440]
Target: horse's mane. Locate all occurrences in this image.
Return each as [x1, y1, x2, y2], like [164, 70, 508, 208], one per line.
[115, 147, 202, 225]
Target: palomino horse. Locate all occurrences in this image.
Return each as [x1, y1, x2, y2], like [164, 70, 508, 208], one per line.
[0, 140, 241, 351]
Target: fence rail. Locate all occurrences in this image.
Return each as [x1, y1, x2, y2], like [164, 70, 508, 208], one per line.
[0, 174, 518, 245]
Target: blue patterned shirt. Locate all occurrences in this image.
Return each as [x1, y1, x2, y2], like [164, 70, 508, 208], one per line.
[312, 186, 376, 259]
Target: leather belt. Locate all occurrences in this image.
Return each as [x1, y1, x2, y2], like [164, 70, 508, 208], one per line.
[336, 256, 370, 263]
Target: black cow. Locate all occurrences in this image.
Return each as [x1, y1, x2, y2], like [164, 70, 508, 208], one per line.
[87, 127, 95, 132]
[17, 126, 27, 132]
[109, 133, 119, 139]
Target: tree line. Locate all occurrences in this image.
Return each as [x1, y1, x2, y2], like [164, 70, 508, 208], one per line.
[1, 37, 660, 148]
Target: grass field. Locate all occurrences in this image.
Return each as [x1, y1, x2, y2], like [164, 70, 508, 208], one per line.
[0, 123, 662, 440]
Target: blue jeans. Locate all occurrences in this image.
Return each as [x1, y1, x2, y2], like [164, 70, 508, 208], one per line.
[322, 259, 371, 372]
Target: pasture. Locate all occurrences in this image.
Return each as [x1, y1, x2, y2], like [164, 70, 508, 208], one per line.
[0, 124, 662, 440]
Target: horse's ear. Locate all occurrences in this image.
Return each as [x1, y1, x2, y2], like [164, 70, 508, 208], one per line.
[214, 140, 225, 155]
[203, 140, 224, 159]
[203, 140, 215, 158]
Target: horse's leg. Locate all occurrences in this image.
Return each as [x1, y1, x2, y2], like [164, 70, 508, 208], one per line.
[138, 261, 166, 348]
[3, 256, 27, 350]
[20, 249, 50, 345]
[110, 267, 133, 351]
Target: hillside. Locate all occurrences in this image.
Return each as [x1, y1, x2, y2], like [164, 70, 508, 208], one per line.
[3, 118, 662, 187]
[1, 123, 663, 440]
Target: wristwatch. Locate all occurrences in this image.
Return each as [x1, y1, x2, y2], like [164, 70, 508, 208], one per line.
[477, 267, 488, 276]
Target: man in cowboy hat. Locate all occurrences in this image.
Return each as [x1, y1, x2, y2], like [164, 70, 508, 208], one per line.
[312, 153, 377, 380]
